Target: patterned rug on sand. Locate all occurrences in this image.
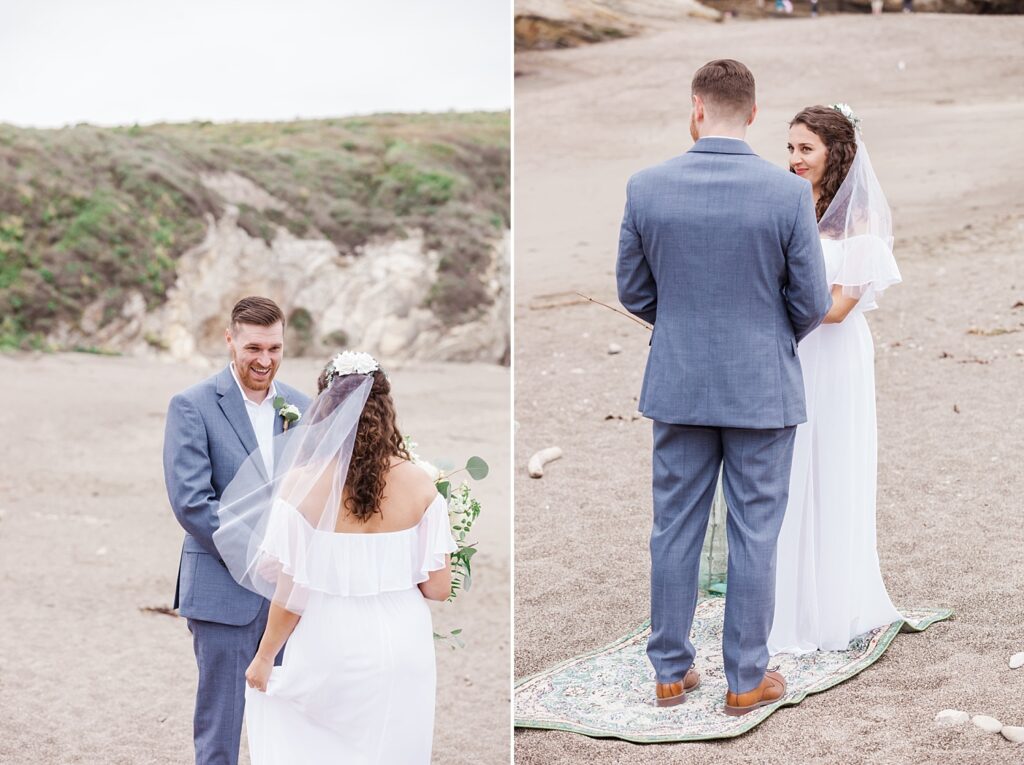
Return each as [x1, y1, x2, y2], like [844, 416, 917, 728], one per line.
[514, 598, 953, 743]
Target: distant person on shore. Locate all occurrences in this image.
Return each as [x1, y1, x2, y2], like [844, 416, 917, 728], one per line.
[872, 0, 884, 13]
[811, 0, 819, 17]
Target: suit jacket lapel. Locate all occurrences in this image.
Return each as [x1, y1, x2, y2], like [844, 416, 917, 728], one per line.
[272, 396, 286, 476]
[216, 366, 269, 482]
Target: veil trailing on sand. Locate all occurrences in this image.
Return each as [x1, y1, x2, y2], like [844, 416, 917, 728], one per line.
[212, 375, 373, 615]
[817, 137, 901, 310]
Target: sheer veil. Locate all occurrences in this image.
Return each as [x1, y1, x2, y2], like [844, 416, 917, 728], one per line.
[817, 135, 901, 310]
[212, 374, 373, 614]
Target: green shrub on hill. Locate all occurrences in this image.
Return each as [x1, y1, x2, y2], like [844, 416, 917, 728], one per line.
[0, 112, 509, 349]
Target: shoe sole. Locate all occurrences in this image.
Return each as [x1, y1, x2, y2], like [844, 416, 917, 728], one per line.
[655, 676, 701, 707]
[723, 695, 781, 717]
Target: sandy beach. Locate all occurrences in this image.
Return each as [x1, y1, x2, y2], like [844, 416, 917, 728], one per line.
[0, 354, 509, 764]
[514, 13, 1024, 764]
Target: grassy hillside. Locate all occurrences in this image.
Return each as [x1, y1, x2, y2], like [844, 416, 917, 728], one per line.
[0, 112, 509, 350]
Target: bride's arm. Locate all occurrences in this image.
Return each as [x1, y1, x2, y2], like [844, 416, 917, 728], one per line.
[822, 285, 860, 324]
[419, 556, 452, 601]
[246, 602, 301, 692]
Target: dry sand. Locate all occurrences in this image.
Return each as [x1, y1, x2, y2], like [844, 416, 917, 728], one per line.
[514, 13, 1024, 764]
[0, 354, 509, 764]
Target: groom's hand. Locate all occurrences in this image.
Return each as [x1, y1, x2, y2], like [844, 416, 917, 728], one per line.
[245, 654, 274, 692]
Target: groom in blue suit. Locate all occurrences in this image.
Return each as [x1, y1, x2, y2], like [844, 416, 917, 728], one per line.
[617, 60, 831, 714]
[163, 296, 311, 764]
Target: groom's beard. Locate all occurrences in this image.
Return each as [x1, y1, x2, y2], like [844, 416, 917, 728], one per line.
[234, 355, 279, 391]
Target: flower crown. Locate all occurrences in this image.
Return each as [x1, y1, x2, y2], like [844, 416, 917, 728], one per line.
[324, 350, 380, 388]
[829, 103, 861, 132]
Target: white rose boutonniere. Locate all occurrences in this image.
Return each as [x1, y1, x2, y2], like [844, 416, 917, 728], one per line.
[273, 396, 302, 431]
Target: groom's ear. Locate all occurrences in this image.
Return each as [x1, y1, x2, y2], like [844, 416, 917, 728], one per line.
[692, 94, 705, 122]
[747, 103, 758, 127]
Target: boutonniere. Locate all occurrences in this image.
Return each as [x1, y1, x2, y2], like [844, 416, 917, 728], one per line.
[273, 396, 301, 431]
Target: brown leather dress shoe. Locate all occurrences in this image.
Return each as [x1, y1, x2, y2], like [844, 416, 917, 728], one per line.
[723, 670, 787, 716]
[655, 668, 701, 707]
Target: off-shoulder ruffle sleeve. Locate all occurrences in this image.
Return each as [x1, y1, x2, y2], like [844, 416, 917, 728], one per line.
[255, 494, 456, 602]
[824, 234, 902, 313]
[414, 493, 459, 581]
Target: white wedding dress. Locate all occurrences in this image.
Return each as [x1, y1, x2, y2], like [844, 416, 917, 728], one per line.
[244, 493, 457, 764]
[768, 234, 903, 655]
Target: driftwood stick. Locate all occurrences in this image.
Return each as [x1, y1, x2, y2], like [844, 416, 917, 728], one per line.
[574, 292, 652, 331]
[528, 447, 563, 478]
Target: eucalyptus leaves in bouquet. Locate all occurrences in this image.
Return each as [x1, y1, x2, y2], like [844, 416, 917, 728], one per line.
[406, 438, 489, 645]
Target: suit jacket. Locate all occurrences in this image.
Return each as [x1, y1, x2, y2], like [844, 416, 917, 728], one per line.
[616, 137, 832, 429]
[163, 366, 311, 625]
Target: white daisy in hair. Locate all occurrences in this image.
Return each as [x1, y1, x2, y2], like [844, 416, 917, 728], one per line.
[829, 102, 861, 131]
[326, 350, 380, 385]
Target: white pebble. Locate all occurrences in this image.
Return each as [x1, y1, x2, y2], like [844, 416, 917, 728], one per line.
[971, 714, 1003, 734]
[570, 368, 585, 375]
[1010, 652, 1024, 669]
[1002, 726, 1024, 744]
[608, 343, 623, 355]
[934, 709, 969, 726]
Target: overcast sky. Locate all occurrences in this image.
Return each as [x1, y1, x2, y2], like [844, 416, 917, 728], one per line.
[0, 0, 510, 127]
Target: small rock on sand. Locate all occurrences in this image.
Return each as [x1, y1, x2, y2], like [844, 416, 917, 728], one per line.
[607, 343, 622, 355]
[971, 714, 1003, 734]
[1002, 726, 1024, 744]
[1010, 652, 1024, 669]
[935, 709, 970, 725]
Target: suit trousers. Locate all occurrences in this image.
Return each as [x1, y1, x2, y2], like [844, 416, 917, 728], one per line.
[187, 601, 270, 765]
[648, 422, 796, 693]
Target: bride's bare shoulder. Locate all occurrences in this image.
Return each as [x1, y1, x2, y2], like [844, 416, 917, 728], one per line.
[387, 458, 438, 508]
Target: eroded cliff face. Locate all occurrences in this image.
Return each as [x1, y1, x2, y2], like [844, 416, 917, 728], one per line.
[47, 182, 510, 365]
[515, 0, 721, 50]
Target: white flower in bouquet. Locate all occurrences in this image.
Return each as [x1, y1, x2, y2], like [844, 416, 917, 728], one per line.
[411, 452, 442, 482]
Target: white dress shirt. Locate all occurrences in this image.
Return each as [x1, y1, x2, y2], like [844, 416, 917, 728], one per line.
[230, 363, 278, 477]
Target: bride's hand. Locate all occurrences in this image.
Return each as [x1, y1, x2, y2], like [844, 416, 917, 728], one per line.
[245, 654, 274, 693]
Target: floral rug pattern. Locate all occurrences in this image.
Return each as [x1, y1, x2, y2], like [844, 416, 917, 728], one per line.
[514, 599, 953, 743]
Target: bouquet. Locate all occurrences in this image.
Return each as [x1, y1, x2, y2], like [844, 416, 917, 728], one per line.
[406, 438, 488, 646]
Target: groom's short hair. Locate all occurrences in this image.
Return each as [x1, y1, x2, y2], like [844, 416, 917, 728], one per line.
[231, 296, 285, 331]
[692, 59, 756, 120]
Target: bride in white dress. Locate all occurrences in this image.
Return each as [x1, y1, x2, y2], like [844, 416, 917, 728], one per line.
[214, 351, 456, 764]
[768, 105, 904, 655]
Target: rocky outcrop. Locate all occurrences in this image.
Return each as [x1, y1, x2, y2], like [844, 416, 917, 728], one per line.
[48, 205, 510, 365]
[516, 0, 720, 50]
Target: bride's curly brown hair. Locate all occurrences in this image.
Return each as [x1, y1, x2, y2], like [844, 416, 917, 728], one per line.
[790, 106, 858, 221]
[316, 365, 410, 522]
